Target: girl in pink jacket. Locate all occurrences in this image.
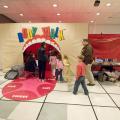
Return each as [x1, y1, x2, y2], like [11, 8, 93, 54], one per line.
[49, 51, 57, 77]
[55, 55, 64, 82]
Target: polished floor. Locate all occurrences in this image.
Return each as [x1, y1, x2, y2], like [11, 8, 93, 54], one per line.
[0, 71, 120, 120]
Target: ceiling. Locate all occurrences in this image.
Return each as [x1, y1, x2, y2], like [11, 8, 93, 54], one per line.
[0, 0, 120, 24]
[0, 14, 16, 23]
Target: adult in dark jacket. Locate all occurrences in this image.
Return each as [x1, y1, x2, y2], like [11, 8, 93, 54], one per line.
[81, 39, 95, 86]
[38, 42, 47, 81]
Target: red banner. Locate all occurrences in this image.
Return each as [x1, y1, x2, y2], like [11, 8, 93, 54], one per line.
[88, 34, 120, 59]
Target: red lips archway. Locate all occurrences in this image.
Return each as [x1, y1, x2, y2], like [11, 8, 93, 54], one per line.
[23, 35, 60, 55]
[2, 35, 61, 101]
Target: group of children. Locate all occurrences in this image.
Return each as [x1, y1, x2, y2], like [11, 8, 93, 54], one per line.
[24, 50, 89, 96]
[49, 51, 68, 82]
[49, 51, 89, 95]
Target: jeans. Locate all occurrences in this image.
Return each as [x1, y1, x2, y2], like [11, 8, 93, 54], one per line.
[55, 69, 64, 81]
[38, 60, 46, 80]
[73, 76, 88, 95]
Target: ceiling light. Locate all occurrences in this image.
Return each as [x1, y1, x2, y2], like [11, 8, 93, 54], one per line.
[53, 4, 57, 7]
[57, 13, 60, 16]
[90, 20, 94, 23]
[3, 5, 8, 8]
[19, 13, 24, 16]
[106, 3, 111, 7]
[96, 12, 100, 16]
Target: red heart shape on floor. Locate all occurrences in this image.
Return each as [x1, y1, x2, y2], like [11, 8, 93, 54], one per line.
[2, 76, 56, 101]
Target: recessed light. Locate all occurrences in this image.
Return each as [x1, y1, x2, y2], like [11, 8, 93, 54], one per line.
[19, 13, 24, 16]
[96, 12, 100, 16]
[57, 13, 60, 16]
[106, 3, 111, 7]
[90, 20, 94, 23]
[53, 4, 57, 7]
[3, 5, 8, 8]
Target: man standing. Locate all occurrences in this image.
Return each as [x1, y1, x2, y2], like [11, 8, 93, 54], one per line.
[38, 42, 47, 81]
[81, 39, 95, 86]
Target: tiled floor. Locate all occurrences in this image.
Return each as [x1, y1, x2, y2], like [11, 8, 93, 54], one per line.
[0, 72, 120, 120]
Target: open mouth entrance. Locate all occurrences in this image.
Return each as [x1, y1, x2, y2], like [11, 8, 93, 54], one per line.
[2, 36, 61, 101]
[23, 36, 61, 78]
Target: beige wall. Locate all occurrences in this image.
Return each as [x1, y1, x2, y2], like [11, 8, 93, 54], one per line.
[0, 23, 88, 73]
[89, 24, 120, 34]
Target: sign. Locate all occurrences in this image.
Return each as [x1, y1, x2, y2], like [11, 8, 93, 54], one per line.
[17, 26, 65, 43]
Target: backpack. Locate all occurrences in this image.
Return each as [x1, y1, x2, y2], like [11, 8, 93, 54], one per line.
[4, 69, 19, 80]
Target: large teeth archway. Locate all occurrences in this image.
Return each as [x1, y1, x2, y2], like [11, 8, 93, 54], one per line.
[23, 35, 61, 53]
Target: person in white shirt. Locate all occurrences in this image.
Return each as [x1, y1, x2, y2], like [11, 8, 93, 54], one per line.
[49, 51, 57, 77]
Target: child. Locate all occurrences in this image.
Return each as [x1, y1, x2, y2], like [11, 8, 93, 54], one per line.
[63, 55, 71, 85]
[25, 53, 37, 77]
[55, 55, 64, 82]
[49, 51, 57, 77]
[73, 55, 89, 95]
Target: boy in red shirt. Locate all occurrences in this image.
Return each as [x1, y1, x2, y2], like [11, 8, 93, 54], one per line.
[73, 55, 89, 95]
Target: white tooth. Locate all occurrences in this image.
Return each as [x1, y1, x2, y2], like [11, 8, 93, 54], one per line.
[51, 43, 54, 47]
[26, 44, 29, 48]
[55, 45, 57, 50]
[46, 40, 50, 44]
[24, 46, 27, 50]
[28, 44, 31, 47]
[45, 40, 48, 44]
[28, 42, 31, 45]
[54, 45, 56, 48]
[32, 39, 36, 43]
[41, 38, 45, 42]
[56, 46, 59, 52]
[36, 38, 38, 42]
[23, 46, 26, 50]
[37, 38, 41, 42]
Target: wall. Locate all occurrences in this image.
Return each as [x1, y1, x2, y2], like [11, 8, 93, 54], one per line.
[0, 23, 88, 73]
[89, 24, 120, 34]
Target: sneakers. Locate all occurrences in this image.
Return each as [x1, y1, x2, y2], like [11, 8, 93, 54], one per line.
[87, 83, 95, 86]
[73, 92, 77, 95]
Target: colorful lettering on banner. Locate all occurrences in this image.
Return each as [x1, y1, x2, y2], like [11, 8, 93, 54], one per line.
[50, 28, 55, 39]
[22, 28, 27, 38]
[58, 30, 64, 41]
[54, 27, 59, 38]
[42, 26, 50, 39]
[17, 33, 24, 42]
[32, 27, 37, 37]
[27, 29, 32, 39]
[18, 26, 65, 43]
